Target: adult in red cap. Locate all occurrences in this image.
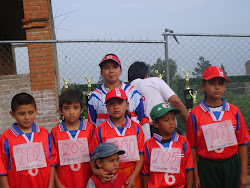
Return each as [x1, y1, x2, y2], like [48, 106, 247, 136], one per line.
[88, 54, 151, 142]
[186, 65, 250, 188]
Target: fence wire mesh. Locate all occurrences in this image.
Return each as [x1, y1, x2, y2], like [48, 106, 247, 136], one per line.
[0, 34, 250, 136]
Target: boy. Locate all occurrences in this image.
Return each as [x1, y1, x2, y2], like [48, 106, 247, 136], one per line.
[142, 103, 194, 188]
[87, 142, 128, 188]
[90, 88, 145, 188]
[186, 66, 250, 188]
[0, 93, 57, 188]
[88, 54, 151, 141]
[50, 89, 95, 188]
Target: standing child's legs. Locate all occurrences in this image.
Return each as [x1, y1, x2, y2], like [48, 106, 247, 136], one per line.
[198, 154, 240, 188]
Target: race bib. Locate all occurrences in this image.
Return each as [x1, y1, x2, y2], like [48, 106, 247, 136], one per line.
[13, 142, 47, 172]
[58, 138, 90, 166]
[106, 135, 140, 162]
[202, 120, 238, 152]
[150, 147, 181, 173]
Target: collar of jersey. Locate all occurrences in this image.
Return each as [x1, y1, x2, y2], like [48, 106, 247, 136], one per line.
[101, 81, 125, 94]
[10, 122, 40, 137]
[59, 118, 86, 132]
[200, 98, 229, 112]
[107, 115, 131, 129]
[153, 130, 179, 143]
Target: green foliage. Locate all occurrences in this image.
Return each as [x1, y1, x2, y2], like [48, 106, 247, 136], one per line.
[192, 56, 211, 77]
[149, 58, 181, 84]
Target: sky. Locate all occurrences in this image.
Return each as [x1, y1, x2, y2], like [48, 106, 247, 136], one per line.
[52, 0, 250, 41]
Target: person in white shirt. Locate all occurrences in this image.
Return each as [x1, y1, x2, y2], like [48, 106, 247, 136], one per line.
[128, 61, 188, 128]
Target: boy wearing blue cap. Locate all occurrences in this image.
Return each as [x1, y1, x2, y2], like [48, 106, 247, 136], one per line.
[142, 103, 194, 188]
[87, 143, 128, 188]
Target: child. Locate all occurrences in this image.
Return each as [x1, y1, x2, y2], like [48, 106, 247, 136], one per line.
[90, 88, 145, 188]
[142, 103, 194, 188]
[186, 66, 250, 188]
[50, 89, 95, 188]
[88, 54, 151, 141]
[0, 93, 57, 188]
[87, 142, 128, 188]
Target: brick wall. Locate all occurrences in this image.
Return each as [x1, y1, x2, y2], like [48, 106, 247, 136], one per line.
[20, 0, 59, 131]
[0, 74, 31, 133]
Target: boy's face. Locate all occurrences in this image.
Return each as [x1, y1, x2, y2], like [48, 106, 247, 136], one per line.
[202, 77, 226, 100]
[96, 153, 119, 175]
[106, 98, 129, 121]
[10, 104, 37, 132]
[60, 102, 83, 125]
[154, 111, 176, 139]
[101, 61, 122, 85]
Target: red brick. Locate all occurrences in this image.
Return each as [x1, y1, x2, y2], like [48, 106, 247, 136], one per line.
[44, 64, 54, 69]
[46, 85, 56, 89]
[33, 77, 46, 82]
[39, 73, 54, 77]
[29, 61, 45, 66]
[27, 36, 42, 40]
[42, 35, 51, 40]
[32, 1, 48, 6]
[24, 10, 33, 15]
[33, 10, 49, 14]
[29, 66, 38, 70]
[23, 6, 39, 11]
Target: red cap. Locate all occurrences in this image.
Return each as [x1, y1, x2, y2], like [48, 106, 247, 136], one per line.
[99, 54, 121, 67]
[202, 66, 229, 83]
[105, 88, 127, 103]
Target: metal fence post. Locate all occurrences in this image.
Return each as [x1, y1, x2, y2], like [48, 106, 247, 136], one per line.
[163, 32, 170, 85]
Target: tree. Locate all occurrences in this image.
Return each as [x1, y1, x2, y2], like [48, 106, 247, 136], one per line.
[192, 56, 211, 78]
[221, 64, 227, 76]
[149, 58, 180, 84]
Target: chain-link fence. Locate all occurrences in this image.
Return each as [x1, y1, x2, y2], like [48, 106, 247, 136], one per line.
[0, 33, 250, 135]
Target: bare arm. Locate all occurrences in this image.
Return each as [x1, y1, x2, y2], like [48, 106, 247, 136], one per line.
[168, 95, 188, 123]
[191, 148, 201, 188]
[0, 176, 10, 188]
[186, 169, 194, 188]
[48, 166, 55, 188]
[126, 153, 144, 188]
[142, 175, 149, 188]
[238, 144, 248, 188]
[54, 168, 66, 188]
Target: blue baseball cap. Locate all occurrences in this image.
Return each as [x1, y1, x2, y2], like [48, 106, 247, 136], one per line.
[90, 142, 125, 161]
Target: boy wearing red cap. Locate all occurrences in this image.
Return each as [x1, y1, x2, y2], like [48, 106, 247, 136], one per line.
[90, 88, 145, 188]
[186, 66, 250, 188]
[88, 54, 151, 141]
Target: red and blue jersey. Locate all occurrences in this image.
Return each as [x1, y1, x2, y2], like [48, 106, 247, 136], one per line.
[88, 82, 149, 127]
[142, 131, 194, 188]
[0, 123, 57, 188]
[186, 99, 250, 160]
[87, 171, 128, 188]
[89, 116, 145, 169]
[50, 119, 95, 188]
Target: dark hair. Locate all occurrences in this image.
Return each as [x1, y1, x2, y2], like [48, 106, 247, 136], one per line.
[59, 89, 84, 110]
[128, 61, 149, 83]
[11, 93, 36, 112]
[99, 53, 121, 70]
